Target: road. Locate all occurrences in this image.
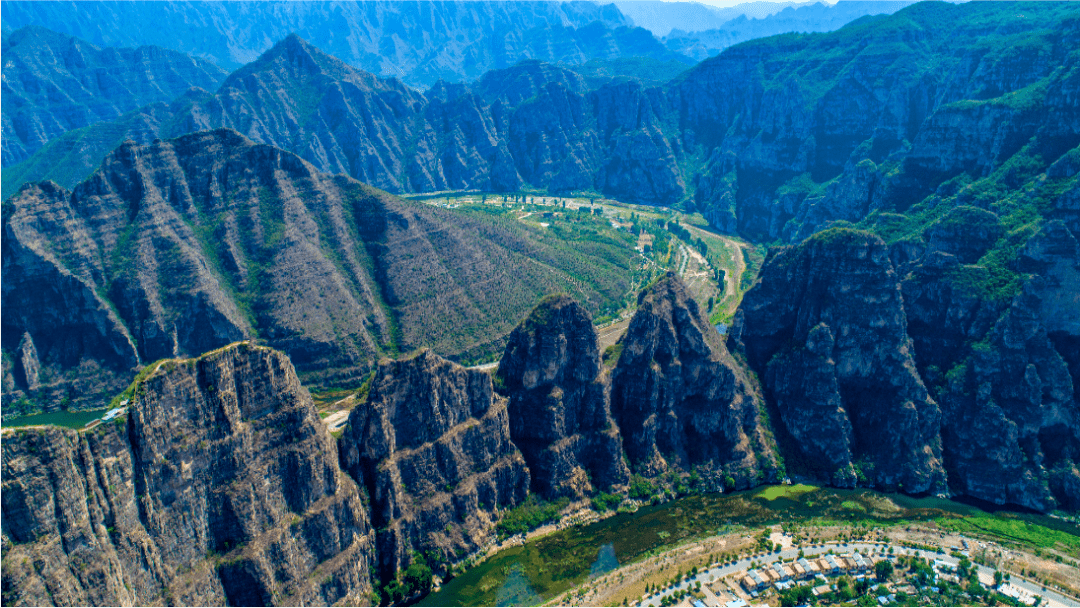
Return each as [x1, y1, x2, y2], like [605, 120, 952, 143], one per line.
[468, 361, 500, 372]
[683, 223, 746, 316]
[597, 318, 632, 351]
[637, 541, 1078, 607]
[322, 409, 350, 432]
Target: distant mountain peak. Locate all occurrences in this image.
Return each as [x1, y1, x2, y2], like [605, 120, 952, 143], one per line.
[227, 32, 381, 89]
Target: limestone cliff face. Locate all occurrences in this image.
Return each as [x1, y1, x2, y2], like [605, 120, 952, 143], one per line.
[734, 229, 947, 493]
[932, 222, 1080, 511]
[337, 350, 529, 581]
[1, 180, 142, 413]
[738, 221, 1080, 510]
[611, 273, 777, 488]
[180, 34, 431, 195]
[0, 342, 375, 607]
[495, 295, 630, 499]
[681, 2, 1080, 241]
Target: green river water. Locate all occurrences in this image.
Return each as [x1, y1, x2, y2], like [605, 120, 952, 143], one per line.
[419, 485, 1075, 607]
[2, 408, 111, 429]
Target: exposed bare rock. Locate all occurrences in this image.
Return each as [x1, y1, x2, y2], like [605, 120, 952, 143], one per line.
[2, 128, 635, 414]
[337, 350, 529, 582]
[1, 25, 226, 166]
[734, 229, 947, 493]
[680, 3, 1080, 241]
[496, 295, 630, 499]
[611, 272, 778, 489]
[0, 342, 375, 607]
[13, 333, 41, 392]
[4, 35, 692, 206]
[934, 222, 1080, 510]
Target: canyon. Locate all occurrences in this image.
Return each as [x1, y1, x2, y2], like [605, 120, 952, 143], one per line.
[2, 2, 1079, 606]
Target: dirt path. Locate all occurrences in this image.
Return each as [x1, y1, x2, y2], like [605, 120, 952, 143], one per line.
[467, 361, 499, 372]
[597, 318, 632, 351]
[685, 224, 746, 315]
[322, 410, 350, 432]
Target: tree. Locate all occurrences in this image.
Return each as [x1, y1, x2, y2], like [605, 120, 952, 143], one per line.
[957, 557, 972, 579]
[875, 559, 894, 582]
[855, 577, 870, 595]
[779, 585, 813, 607]
[994, 570, 1004, 587]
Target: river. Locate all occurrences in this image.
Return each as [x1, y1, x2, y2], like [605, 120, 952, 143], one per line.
[419, 485, 1077, 607]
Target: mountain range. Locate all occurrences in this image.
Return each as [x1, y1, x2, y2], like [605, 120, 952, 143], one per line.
[1, 31, 690, 203]
[0, 0, 680, 89]
[2, 261, 1076, 606]
[8, 1, 1078, 219]
[1, 25, 228, 166]
[1, 5, 1079, 604]
[0, 273, 787, 606]
[663, 0, 917, 60]
[2, 129, 636, 412]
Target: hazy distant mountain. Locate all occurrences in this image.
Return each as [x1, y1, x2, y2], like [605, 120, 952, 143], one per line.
[616, 0, 797, 36]
[3, 35, 689, 205]
[0, 25, 227, 166]
[0, 1, 679, 89]
[664, 0, 915, 60]
[567, 56, 694, 89]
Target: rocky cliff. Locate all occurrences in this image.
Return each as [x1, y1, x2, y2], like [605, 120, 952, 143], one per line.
[736, 224, 1080, 510]
[733, 229, 946, 493]
[682, 2, 1080, 242]
[338, 350, 529, 584]
[0, 342, 375, 607]
[3, 1, 1079, 519]
[1, 26, 227, 167]
[611, 272, 778, 489]
[495, 295, 629, 499]
[911, 221, 1080, 511]
[1, 129, 634, 415]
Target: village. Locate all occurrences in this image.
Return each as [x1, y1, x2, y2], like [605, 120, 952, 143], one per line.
[636, 537, 1059, 608]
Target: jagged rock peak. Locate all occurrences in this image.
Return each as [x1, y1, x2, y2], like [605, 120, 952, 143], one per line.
[735, 228, 947, 493]
[234, 31, 371, 84]
[338, 349, 529, 580]
[498, 294, 601, 392]
[496, 295, 630, 498]
[1, 341, 375, 607]
[611, 272, 776, 488]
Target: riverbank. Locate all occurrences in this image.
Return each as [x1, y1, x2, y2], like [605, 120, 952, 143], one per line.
[419, 485, 1080, 607]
